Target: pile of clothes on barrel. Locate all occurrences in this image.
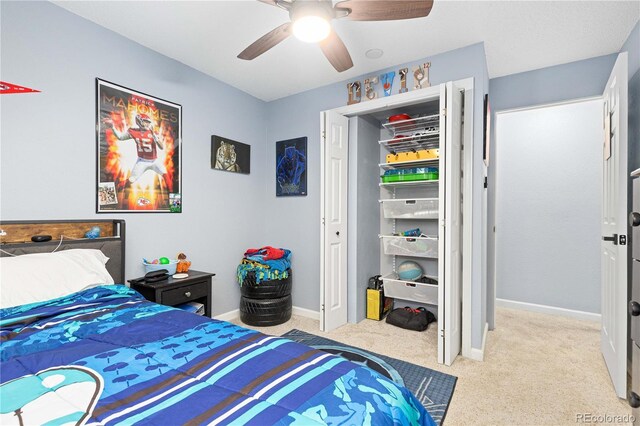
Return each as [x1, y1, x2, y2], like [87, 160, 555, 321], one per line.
[237, 246, 291, 285]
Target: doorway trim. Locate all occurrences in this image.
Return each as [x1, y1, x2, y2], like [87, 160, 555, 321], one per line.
[319, 78, 475, 359]
[492, 94, 605, 336]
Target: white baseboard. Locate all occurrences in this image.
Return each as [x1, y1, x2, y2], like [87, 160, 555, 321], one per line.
[213, 306, 320, 322]
[467, 322, 488, 362]
[292, 306, 320, 321]
[496, 298, 601, 322]
[214, 309, 239, 322]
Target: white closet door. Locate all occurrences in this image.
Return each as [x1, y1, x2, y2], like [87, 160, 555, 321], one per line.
[601, 52, 628, 398]
[438, 82, 463, 366]
[321, 110, 349, 332]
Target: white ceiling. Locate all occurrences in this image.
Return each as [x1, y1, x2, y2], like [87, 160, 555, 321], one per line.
[53, 0, 639, 102]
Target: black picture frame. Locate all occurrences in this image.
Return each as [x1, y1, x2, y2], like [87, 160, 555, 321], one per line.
[96, 79, 182, 213]
[211, 135, 251, 174]
[276, 137, 307, 197]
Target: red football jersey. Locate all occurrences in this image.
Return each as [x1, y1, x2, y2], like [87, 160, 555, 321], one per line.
[128, 128, 157, 160]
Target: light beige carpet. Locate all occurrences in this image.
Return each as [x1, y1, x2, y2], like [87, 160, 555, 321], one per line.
[232, 307, 634, 425]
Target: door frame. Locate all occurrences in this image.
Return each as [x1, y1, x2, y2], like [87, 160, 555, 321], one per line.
[320, 78, 475, 358]
[492, 95, 605, 327]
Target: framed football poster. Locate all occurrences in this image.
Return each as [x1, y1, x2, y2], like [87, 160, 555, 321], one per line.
[276, 137, 307, 196]
[96, 79, 182, 213]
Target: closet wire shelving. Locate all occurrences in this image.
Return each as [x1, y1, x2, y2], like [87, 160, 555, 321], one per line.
[378, 112, 441, 303]
[379, 114, 440, 154]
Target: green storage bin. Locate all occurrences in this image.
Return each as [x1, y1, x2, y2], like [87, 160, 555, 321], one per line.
[381, 171, 438, 183]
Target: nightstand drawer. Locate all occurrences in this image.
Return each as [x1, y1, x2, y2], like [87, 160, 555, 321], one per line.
[163, 281, 208, 306]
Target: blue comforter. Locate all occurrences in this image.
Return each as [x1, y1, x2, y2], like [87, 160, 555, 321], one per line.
[0, 286, 434, 425]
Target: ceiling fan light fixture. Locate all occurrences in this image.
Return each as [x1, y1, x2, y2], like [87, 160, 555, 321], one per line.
[292, 15, 331, 43]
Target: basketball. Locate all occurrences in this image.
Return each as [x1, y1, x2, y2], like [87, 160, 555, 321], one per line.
[397, 261, 423, 281]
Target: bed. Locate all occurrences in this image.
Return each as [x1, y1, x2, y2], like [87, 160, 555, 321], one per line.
[0, 220, 434, 425]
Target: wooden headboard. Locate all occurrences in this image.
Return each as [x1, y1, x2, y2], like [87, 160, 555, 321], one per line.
[0, 220, 126, 284]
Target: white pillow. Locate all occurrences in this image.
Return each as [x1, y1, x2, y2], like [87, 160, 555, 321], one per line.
[0, 249, 115, 309]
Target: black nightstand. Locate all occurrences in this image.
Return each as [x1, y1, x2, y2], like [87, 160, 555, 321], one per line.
[129, 270, 215, 317]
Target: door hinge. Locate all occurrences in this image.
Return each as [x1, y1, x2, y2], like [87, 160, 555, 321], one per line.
[321, 304, 325, 312]
[441, 108, 447, 117]
[322, 217, 325, 225]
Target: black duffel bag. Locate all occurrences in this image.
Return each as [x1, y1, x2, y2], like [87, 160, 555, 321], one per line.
[385, 307, 436, 331]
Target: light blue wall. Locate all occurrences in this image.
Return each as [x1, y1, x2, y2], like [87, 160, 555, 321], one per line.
[487, 54, 622, 316]
[621, 21, 640, 80]
[2, 0, 491, 350]
[0, 1, 268, 316]
[346, 116, 381, 323]
[622, 21, 640, 172]
[263, 43, 490, 349]
[489, 54, 618, 112]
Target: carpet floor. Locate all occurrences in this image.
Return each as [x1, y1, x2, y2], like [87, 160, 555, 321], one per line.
[232, 307, 633, 425]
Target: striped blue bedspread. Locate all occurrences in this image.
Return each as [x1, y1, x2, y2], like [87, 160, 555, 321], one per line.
[0, 286, 434, 425]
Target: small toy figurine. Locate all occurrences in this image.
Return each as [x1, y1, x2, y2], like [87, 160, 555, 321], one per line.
[176, 252, 191, 273]
[85, 226, 101, 239]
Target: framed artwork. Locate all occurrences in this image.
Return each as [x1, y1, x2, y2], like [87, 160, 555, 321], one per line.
[483, 94, 491, 167]
[276, 137, 307, 197]
[96, 79, 182, 213]
[211, 136, 250, 174]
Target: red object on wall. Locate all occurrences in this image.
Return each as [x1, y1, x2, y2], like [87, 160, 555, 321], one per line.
[0, 81, 40, 94]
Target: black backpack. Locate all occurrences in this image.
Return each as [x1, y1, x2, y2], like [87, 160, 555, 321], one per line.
[386, 307, 436, 331]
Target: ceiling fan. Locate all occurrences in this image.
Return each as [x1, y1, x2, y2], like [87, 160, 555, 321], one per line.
[237, 0, 434, 72]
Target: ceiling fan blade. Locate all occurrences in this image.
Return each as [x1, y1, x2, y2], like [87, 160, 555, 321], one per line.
[238, 22, 292, 60]
[335, 0, 434, 21]
[257, 0, 279, 6]
[319, 30, 353, 72]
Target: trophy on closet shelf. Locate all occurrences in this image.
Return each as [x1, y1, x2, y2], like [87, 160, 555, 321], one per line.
[414, 62, 431, 89]
[364, 76, 378, 101]
[398, 68, 409, 94]
[347, 81, 361, 105]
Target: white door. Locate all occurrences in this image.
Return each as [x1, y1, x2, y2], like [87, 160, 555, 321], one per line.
[601, 52, 628, 398]
[438, 82, 463, 365]
[320, 110, 349, 332]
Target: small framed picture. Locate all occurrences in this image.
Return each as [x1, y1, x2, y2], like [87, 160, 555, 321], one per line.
[211, 135, 250, 174]
[276, 137, 307, 196]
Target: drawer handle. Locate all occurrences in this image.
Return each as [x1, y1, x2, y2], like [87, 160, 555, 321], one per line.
[184, 291, 192, 298]
[629, 391, 640, 409]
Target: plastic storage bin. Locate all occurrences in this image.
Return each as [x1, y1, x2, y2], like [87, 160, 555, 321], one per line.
[380, 235, 438, 258]
[381, 167, 438, 183]
[381, 272, 438, 305]
[144, 260, 178, 275]
[380, 198, 439, 219]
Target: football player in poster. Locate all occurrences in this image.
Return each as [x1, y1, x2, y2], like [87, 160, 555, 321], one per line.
[103, 113, 168, 185]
